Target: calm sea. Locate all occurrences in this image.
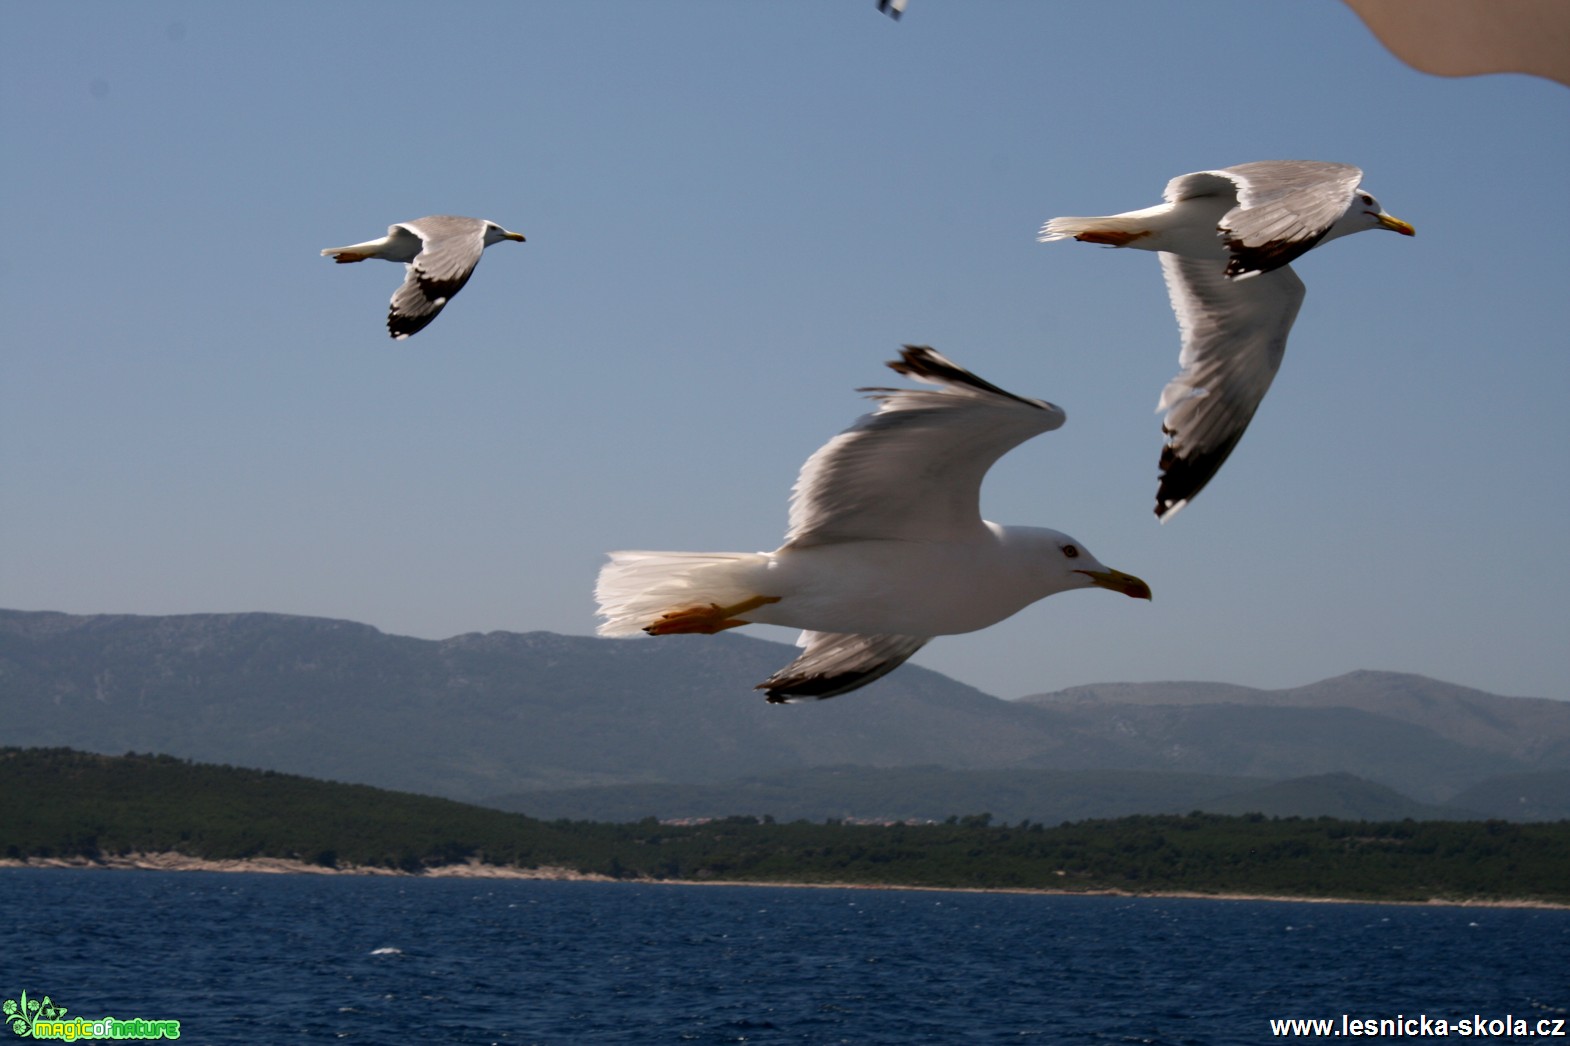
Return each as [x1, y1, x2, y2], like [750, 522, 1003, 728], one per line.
[2, 869, 1566, 1044]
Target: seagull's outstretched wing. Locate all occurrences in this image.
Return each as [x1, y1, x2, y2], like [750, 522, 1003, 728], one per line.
[784, 346, 1065, 548]
[387, 217, 491, 339]
[1154, 253, 1306, 521]
[758, 631, 928, 702]
[1167, 162, 1363, 278]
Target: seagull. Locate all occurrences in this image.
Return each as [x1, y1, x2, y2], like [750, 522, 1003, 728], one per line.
[595, 346, 1151, 702]
[321, 215, 526, 339]
[1039, 161, 1415, 521]
[877, 0, 908, 20]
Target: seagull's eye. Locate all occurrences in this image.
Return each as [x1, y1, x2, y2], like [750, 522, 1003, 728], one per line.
[1358, 193, 1374, 207]
[1061, 544, 1080, 559]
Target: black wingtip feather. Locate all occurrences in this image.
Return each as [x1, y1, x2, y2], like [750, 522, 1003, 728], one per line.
[758, 664, 892, 703]
[759, 662, 896, 703]
[1223, 230, 1327, 279]
[387, 307, 442, 339]
[885, 345, 1043, 409]
[1154, 430, 1246, 520]
[757, 633, 928, 702]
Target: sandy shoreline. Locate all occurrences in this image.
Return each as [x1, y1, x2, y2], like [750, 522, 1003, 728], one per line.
[2, 853, 1564, 909]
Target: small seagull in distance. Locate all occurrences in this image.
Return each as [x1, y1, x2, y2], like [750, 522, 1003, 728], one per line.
[322, 215, 526, 339]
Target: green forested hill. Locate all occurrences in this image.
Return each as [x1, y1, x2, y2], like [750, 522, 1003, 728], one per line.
[4, 749, 1569, 905]
[1, 747, 564, 872]
[485, 766, 1457, 824]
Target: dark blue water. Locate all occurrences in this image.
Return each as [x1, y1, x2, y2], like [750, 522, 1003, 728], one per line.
[2, 870, 1566, 1044]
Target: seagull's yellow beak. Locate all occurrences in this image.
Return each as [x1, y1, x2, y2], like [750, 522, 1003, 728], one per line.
[1376, 212, 1415, 236]
[505, 231, 527, 242]
[1075, 568, 1153, 601]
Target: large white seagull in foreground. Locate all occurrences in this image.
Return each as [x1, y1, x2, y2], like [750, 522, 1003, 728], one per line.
[321, 215, 526, 340]
[595, 346, 1151, 702]
[1039, 160, 1414, 522]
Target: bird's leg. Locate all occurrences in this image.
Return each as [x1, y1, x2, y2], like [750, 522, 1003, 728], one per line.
[329, 251, 369, 263]
[644, 595, 781, 636]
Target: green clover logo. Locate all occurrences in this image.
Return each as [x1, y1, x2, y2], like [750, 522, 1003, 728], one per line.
[4, 992, 66, 1037]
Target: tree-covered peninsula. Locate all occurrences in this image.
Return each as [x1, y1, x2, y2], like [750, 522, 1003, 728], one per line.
[4, 749, 1567, 905]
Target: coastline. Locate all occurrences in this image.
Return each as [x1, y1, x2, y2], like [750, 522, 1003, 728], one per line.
[0, 852, 616, 881]
[2, 853, 1564, 910]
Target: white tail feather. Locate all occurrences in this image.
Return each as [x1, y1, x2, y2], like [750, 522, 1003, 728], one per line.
[594, 551, 771, 636]
[320, 234, 393, 260]
[1037, 214, 1142, 243]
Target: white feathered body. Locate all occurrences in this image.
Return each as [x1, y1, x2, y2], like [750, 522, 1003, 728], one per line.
[595, 524, 1094, 639]
[1038, 196, 1233, 260]
[321, 232, 422, 263]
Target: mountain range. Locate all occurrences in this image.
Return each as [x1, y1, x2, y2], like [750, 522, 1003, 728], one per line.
[3, 609, 1566, 823]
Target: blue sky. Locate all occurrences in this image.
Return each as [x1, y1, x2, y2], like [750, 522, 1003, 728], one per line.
[4, 1, 1567, 702]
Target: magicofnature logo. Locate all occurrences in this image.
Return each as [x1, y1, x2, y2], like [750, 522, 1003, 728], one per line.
[3, 991, 180, 1040]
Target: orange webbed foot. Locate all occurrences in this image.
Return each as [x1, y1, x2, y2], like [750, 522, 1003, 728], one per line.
[1074, 229, 1148, 247]
[644, 595, 781, 636]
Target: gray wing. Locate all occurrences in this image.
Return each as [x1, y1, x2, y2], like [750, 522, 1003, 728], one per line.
[1153, 253, 1306, 521]
[386, 217, 490, 339]
[1215, 161, 1363, 277]
[783, 346, 1065, 548]
[758, 632, 928, 702]
[1163, 162, 1361, 278]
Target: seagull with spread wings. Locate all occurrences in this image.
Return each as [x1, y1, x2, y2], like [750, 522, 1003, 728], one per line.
[1039, 161, 1414, 521]
[595, 346, 1151, 702]
[321, 215, 526, 339]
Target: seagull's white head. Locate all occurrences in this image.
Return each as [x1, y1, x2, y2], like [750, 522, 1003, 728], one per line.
[1330, 188, 1416, 242]
[483, 222, 527, 246]
[1011, 526, 1153, 601]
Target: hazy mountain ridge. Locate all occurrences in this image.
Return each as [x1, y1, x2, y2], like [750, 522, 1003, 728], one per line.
[1024, 671, 1570, 765]
[1, 609, 1075, 799]
[1011, 701, 1521, 800]
[1444, 770, 1570, 822]
[3, 610, 1567, 820]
